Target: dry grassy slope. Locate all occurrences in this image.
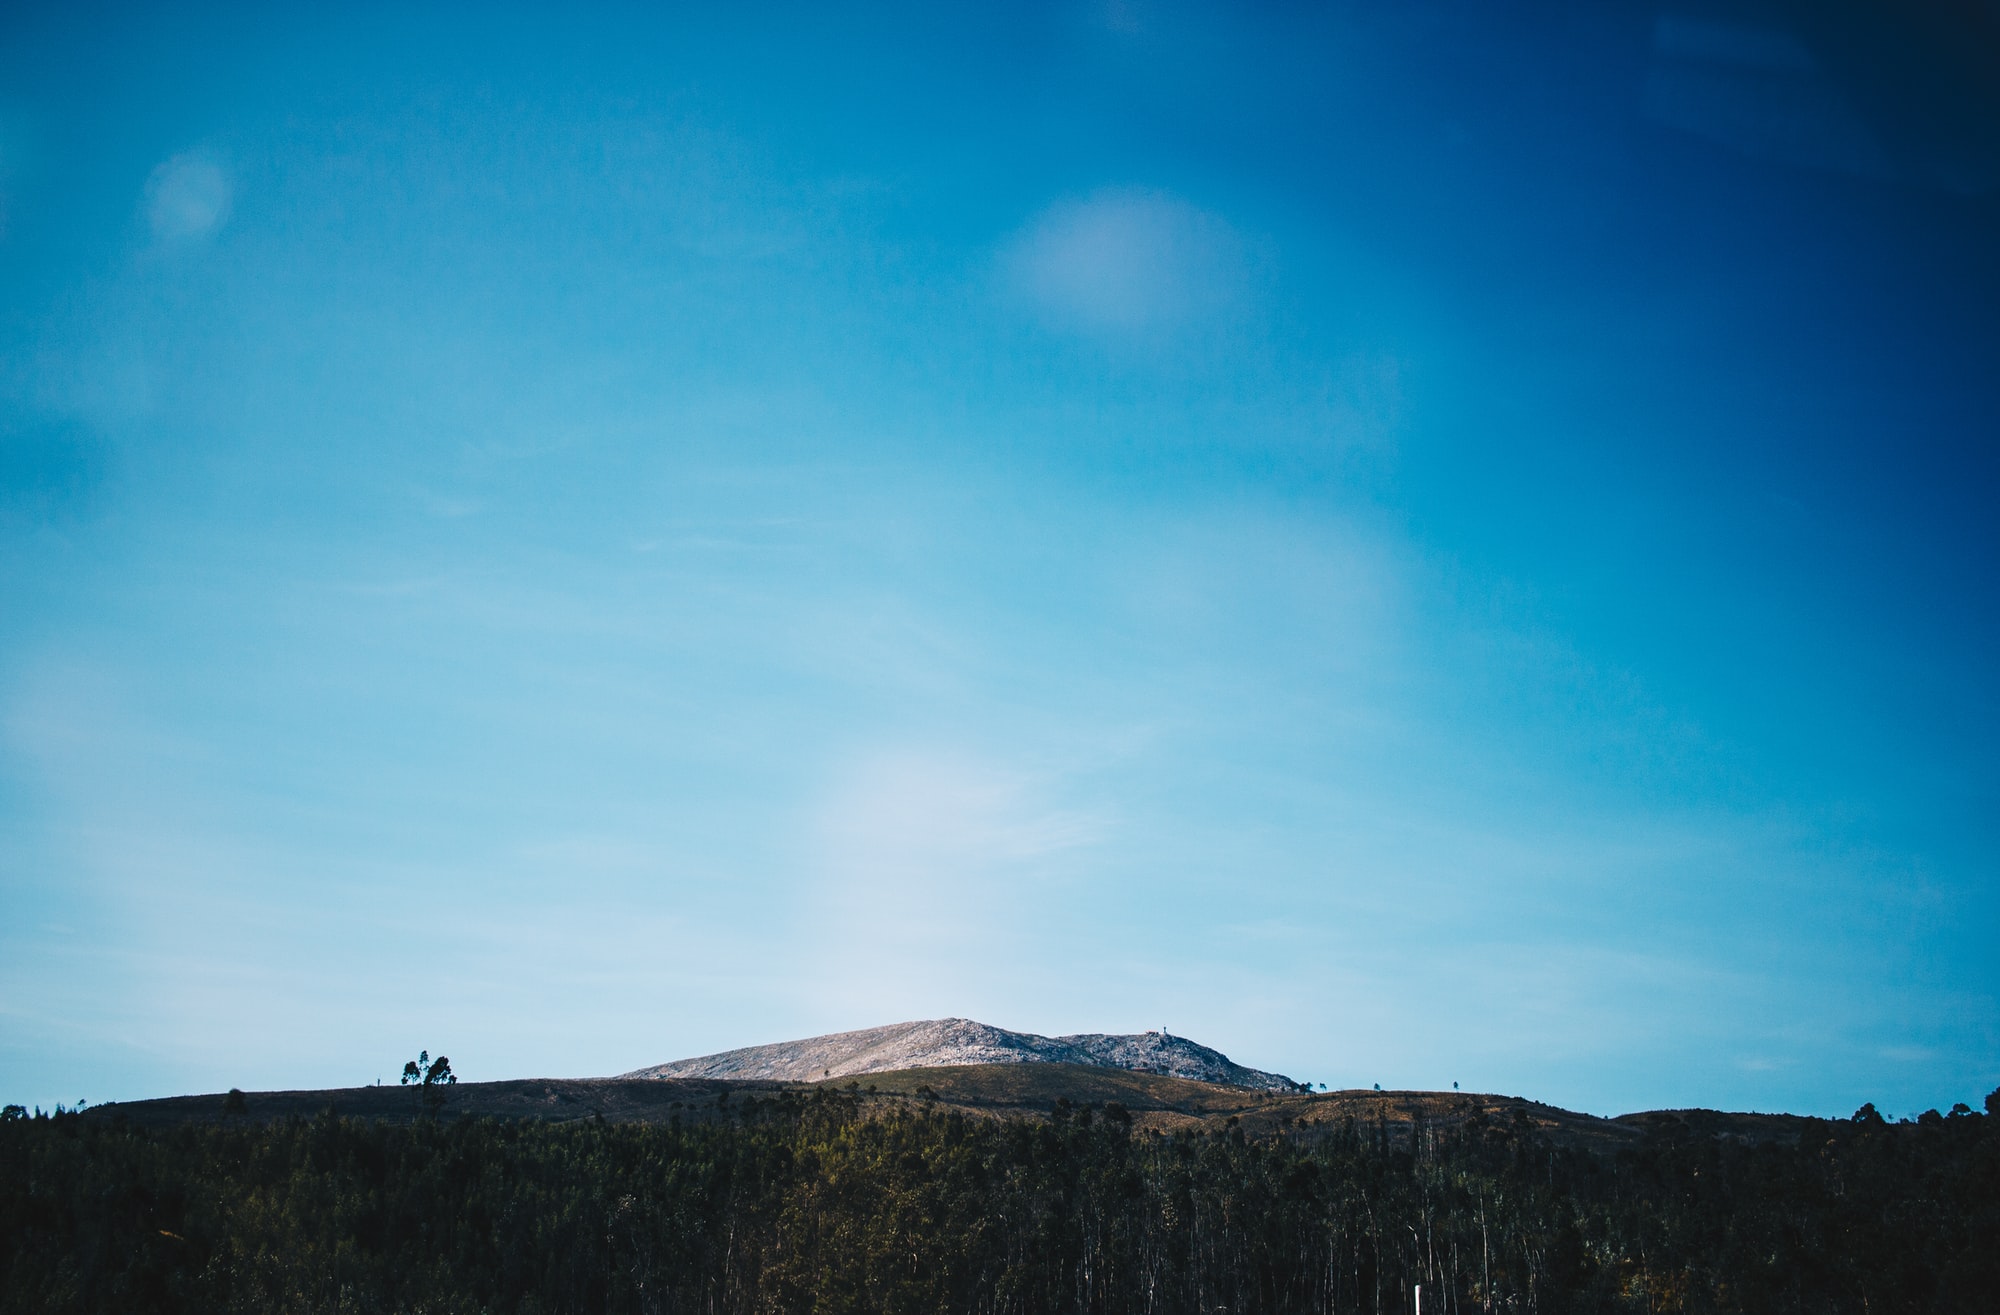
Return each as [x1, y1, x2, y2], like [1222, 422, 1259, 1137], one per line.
[84, 1065, 1818, 1150]
[855, 1065, 1648, 1151]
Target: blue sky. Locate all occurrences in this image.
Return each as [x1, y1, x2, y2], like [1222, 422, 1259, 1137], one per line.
[2, 1, 1995, 1117]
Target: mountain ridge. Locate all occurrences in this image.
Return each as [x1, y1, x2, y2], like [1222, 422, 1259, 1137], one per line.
[621, 1018, 1303, 1092]
[80, 1064, 1824, 1155]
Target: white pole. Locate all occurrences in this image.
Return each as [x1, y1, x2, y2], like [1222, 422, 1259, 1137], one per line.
[1414, 1282, 1422, 1315]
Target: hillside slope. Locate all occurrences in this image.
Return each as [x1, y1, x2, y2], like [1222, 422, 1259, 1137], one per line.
[84, 1064, 1812, 1156]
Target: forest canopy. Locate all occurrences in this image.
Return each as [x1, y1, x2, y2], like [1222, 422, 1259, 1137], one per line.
[1, 1088, 1994, 1315]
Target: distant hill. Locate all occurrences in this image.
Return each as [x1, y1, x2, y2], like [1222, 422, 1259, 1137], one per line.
[84, 1063, 1818, 1157]
[621, 1019, 1303, 1092]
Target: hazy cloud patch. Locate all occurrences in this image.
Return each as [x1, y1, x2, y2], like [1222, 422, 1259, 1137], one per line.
[144, 151, 232, 242]
[1002, 187, 1248, 336]
[803, 748, 1107, 1010]
[815, 748, 1103, 893]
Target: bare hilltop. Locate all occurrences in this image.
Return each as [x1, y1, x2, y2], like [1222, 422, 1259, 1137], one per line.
[621, 1018, 1304, 1093]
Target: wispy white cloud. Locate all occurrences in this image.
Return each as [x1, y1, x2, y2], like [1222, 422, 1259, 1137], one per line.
[815, 748, 1105, 891]
[143, 151, 232, 242]
[802, 747, 1109, 1011]
[1001, 187, 1249, 336]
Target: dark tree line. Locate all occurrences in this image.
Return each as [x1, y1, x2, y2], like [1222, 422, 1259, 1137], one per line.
[1, 1089, 1994, 1315]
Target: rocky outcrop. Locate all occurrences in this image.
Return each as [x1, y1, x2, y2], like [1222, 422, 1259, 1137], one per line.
[622, 1019, 1300, 1092]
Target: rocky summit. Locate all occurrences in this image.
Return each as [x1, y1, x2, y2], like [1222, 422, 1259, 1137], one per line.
[621, 1019, 1302, 1092]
